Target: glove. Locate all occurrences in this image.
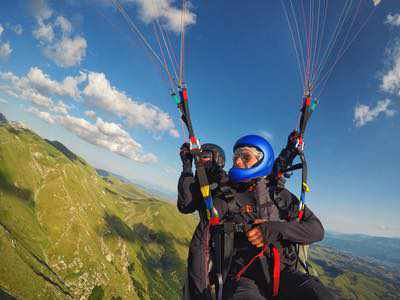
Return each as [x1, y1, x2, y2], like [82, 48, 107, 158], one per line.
[180, 143, 193, 175]
[276, 176, 286, 190]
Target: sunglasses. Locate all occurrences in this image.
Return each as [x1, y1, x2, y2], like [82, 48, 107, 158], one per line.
[199, 150, 213, 161]
[233, 149, 256, 164]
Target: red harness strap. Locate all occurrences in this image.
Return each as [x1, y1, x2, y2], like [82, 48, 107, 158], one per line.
[272, 246, 280, 297]
[235, 244, 281, 297]
[235, 244, 268, 281]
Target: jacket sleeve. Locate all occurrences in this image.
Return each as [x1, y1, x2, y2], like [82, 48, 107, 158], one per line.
[177, 173, 203, 214]
[261, 190, 324, 245]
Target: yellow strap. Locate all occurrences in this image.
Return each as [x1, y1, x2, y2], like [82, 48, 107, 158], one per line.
[200, 185, 210, 198]
[302, 182, 310, 193]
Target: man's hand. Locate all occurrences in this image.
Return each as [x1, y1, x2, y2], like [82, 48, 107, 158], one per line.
[246, 219, 267, 248]
[180, 143, 193, 174]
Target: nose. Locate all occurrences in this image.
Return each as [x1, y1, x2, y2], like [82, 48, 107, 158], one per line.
[234, 157, 244, 168]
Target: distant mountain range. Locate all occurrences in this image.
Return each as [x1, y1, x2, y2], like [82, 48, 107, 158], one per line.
[95, 168, 176, 202]
[321, 231, 400, 272]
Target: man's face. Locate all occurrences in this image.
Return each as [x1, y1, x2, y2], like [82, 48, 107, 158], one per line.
[233, 147, 259, 169]
[199, 150, 213, 169]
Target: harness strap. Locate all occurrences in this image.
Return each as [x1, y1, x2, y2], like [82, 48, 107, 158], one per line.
[272, 246, 280, 297]
[235, 244, 268, 281]
[234, 244, 281, 298]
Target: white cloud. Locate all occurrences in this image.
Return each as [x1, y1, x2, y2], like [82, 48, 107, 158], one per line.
[83, 72, 178, 137]
[0, 24, 4, 37]
[169, 128, 179, 138]
[26, 107, 55, 124]
[372, 0, 381, 6]
[386, 14, 400, 27]
[1, 67, 177, 141]
[33, 20, 54, 43]
[58, 114, 157, 163]
[26, 106, 157, 163]
[381, 43, 400, 95]
[354, 99, 396, 127]
[26, 67, 86, 99]
[0, 71, 54, 108]
[32, 0, 53, 21]
[0, 69, 73, 111]
[0, 68, 86, 110]
[55, 16, 72, 35]
[0, 42, 12, 59]
[11, 24, 23, 35]
[84, 110, 97, 120]
[44, 36, 87, 68]
[125, 0, 196, 33]
[32, 3, 87, 68]
[0, 98, 8, 104]
[51, 101, 70, 115]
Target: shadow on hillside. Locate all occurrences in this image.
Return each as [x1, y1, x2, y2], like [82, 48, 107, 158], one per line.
[104, 213, 186, 272]
[0, 287, 17, 300]
[312, 258, 344, 277]
[0, 170, 34, 208]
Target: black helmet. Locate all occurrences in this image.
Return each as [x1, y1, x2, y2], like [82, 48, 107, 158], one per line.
[200, 143, 225, 176]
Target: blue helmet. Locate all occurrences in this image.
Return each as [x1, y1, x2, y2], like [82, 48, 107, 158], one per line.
[229, 135, 275, 182]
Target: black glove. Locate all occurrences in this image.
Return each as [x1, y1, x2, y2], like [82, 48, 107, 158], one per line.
[276, 176, 286, 190]
[180, 143, 193, 175]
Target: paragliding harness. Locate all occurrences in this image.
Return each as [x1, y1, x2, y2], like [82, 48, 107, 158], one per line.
[209, 179, 283, 300]
[209, 88, 318, 300]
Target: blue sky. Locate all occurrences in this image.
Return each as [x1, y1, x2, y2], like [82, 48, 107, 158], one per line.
[0, 0, 399, 237]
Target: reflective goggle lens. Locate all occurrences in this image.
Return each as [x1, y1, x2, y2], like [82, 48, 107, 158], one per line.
[233, 149, 254, 163]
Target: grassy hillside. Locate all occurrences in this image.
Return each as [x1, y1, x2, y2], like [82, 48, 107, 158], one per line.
[0, 122, 196, 299]
[309, 245, 400, 299]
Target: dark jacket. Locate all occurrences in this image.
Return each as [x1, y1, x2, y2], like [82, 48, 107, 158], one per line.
[178, 171, 229, 299]
[218, 180, 324, 283]
[178, 174, 325, 298]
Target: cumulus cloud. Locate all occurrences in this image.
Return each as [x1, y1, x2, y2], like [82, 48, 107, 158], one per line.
[386, 14, 400, 27]
[84, 110, 97, 120]
[51, 101, 70, 115]
[0, 24, 4, 37]
[32, 2, 87, 67]
[55, 16, 72, 35]
[354, 99, 396, 127]
[27, 106, 157, 163]
[372, 0, 381, 6]
[11, 24, 23, 35]
[26, 67, 86, 99]
[33, 20, 54, 42]
[124, 0, 196, 33]
[26, 107, 55, 124]
[83, 72, 178, 137]
[0, 71, 54, 108]
[381, 43, 400, 95]
[31, 0, 53, 21]
[43, 36, 87, 68]
[0, 67, 86, 110]
[0, 42, 12, 59]
[0, 67, 177, 137]
[0, 68, 87, 114]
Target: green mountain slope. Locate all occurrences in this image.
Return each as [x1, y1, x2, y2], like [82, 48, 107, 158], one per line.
[0, 120, 399, 299]
[0, 122, 196, 299]
[309, 245, 400, 299]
